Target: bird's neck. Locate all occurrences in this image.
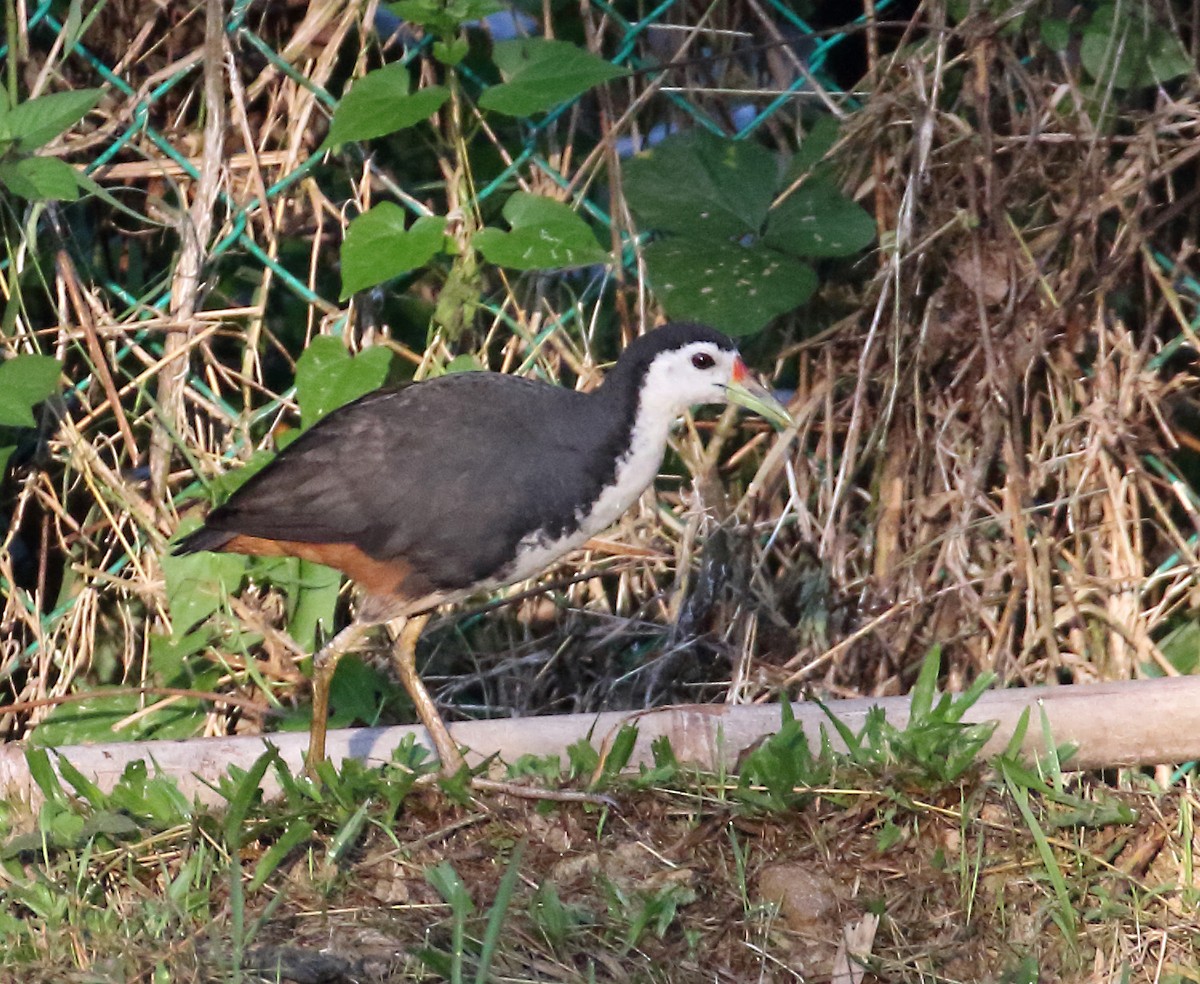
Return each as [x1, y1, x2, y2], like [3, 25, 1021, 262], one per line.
[580, 364, 681, 536]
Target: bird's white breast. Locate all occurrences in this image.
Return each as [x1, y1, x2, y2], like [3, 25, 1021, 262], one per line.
[498, 394, 676, 586]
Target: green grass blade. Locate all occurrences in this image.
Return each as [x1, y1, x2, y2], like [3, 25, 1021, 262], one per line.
[1001, 759, 1077, 939]
[222, 748, 278, 846]
[25, 748, 68, 807]
[328, 801, 370, 864]
[910, 645, 941, 721]
[1038, 704, 1064, 791]
[249, 820, 314, 893]
[475, 842, 524, 984]
[427, 860, 474, 984]
[53, 752, 107, 808]
[1002, 707, 1031, 760]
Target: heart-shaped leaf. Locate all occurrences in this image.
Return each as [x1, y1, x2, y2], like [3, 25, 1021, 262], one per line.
[325, 63, 449, 147]
[624, 130, 778, 238]
[340, 204, 447, 297]
[295, 335, 395, 426]
[475, 192, 608, 270]
[480, 38, 626, 116]
[0, 354, 61, 428]
[643, 239, 817, 336]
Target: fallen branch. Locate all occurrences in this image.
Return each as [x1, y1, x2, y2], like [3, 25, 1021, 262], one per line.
[2, 676, 1198, 806]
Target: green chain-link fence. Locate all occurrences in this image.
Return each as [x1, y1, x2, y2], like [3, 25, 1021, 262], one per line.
[2, 0, 885, 736]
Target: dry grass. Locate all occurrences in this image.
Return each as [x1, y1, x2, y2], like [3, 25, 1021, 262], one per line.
[2, 0, 1197, 737]
[796, 13, 1200, 696]
[2, 1, 1200, 976]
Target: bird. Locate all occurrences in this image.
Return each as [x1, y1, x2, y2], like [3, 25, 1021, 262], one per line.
[174, 321, 793, 779]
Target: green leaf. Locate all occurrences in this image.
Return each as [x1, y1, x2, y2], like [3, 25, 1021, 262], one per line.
[596, 724, 637, 782]
[161, 545, 248, 638]
[328, 801, 371, 863]
[109, 760, 192, 827]
[286, 559, 343, 653]
[0, 88, 102, 152]
[1152, 619, 1200, 675]
[0, 156, 83, 201]
[474, 192, 608, 270]
[47, 810, 86, 848]
[643, 238, 817, 336]
[566, 737, 600, 778]
[340, 204, 446, 297]
[294, 335, 394, 426]
[788, 114, 842, 177]
[426, 860, 475, 917]
[248, 820, 314, 892]
[480, 38, 626, 116]
[81, 811, 142, 842]
[389, 0, 502, 36]
[1145, 28, 1192, 83]
[327, 656, 402, 728]
[325, 64, 449, 147]
[1080, 21, 1146, 89]
[0, 354, 61, 428]
[1079, 4, 1190, 89]
[434, 36, 470, 66]
[624, 130, 778, 238]
[30, 690, 205, 745]
[443, 353, 483, 374]
[56, 754, 108, 808]
[909, 646, 941, 721]
[764, 177, 877, 258]
[148, 626, 219, 687]
[1040, 18, 1071, 52]
[25, 748, 68, 807]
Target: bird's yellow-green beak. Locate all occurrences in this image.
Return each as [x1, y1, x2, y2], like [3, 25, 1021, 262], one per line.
[726, 359, 793, 430]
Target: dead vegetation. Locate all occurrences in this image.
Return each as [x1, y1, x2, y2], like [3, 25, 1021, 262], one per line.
[2, 0, 1198, 738]
[2, 0, 1200, 978]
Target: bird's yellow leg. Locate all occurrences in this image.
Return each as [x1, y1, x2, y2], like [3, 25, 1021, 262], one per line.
[305, 620, 370, 778]
[383, 618, 618, 805]
[386, 613, 467, 775]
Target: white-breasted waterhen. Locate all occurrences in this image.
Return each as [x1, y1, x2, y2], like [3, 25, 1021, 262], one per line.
[174, 322, 792, 778]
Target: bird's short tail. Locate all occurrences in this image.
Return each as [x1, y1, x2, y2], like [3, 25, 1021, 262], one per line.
[172, 524, 234, 555]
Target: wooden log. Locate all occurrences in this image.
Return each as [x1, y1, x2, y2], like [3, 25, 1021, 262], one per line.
[2, 676, 1198, 807]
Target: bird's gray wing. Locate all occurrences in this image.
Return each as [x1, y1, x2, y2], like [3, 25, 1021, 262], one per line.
[201, 374, 611, 590]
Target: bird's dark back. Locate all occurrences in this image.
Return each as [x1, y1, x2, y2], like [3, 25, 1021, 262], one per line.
[180, 371, 637, 591]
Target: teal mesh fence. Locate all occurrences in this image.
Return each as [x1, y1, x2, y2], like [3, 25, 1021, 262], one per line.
[0, 0, 879, 692]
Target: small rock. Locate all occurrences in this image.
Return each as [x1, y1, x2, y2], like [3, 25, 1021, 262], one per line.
[365, 859, 411, 904]
[527, 811, 573, 853]
[756, 863, 841, 931]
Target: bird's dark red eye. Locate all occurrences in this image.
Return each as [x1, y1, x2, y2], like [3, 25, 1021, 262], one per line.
[692, 352, 716, 370]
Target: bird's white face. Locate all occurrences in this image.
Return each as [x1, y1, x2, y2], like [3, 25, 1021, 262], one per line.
[640, 341, 793, 427]
[641, 341, 743, 415]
